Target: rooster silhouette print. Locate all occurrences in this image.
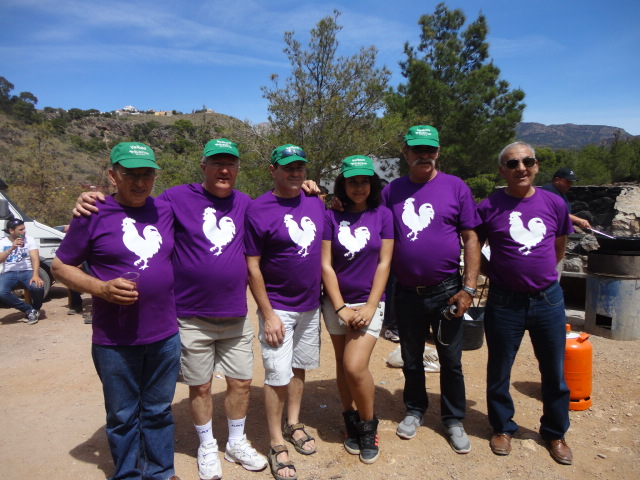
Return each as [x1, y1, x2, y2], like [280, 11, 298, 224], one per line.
[402, 198, 434, 241]
[284, 214, 316, 257]
[121, 217, 163, 269]
[337, 221, 370, 260]
[508, 211, 546, 255]
[202, 207, 236, 256]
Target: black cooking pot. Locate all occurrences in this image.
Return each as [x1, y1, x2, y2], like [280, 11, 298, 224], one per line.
[595, 236, 640, 255]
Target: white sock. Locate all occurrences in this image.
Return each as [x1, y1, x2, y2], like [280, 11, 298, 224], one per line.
[195, 420, 215, 446]
[227, 417, 246, 446]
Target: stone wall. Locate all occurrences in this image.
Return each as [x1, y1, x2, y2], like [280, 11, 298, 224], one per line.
[563, 184, 640, 274]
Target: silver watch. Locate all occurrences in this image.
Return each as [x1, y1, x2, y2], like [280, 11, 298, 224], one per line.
[462, 286, 477, 297]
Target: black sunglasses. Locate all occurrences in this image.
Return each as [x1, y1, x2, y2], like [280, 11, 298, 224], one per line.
[280, 147, 306, 158]
[503, 157, 537, 169]
[410, 145, 439, 155]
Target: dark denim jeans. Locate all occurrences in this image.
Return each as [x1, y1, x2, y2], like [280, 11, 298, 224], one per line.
[484, 281, 570, 440]
[0, 270, 44, 313]
[92, 333, 181, 480]
[394, 274, 465, 425]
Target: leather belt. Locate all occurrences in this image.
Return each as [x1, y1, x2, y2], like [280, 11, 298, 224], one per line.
[401, 273, 461, 297]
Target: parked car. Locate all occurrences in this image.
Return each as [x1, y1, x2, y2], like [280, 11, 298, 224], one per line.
[0, 178, 65, 298]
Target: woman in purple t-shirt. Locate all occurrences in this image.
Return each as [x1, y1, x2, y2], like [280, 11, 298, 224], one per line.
[321, 155, 394, 464]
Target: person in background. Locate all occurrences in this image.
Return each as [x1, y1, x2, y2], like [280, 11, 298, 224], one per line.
[478, 142, 573, 465]
[60, 225, 85, 315]
[318, 185, 329, 206]
[0, 218, 44, 324]
[381, 125, 480, 454]
[52, 142, 182, 480]
[245, 144, 325, 480]
[541, 168, 592, 230]
[321, 155, 393, 464]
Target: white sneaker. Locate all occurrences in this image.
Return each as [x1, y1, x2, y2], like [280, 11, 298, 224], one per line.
[198, 439, 222, 480]
[224, 434, 268, 471]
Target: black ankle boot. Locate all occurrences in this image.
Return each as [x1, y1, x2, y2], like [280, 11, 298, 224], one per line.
[357, 417, 379, 464]
[342, 410, 360, 454]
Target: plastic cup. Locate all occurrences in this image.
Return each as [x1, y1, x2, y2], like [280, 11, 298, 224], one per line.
[121, 272, 140, 290]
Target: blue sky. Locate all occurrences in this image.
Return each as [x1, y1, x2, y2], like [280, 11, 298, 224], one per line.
[1, 0, 639, 134]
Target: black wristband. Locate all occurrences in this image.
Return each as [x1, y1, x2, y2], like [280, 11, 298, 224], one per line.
[335, 304, 347, 314]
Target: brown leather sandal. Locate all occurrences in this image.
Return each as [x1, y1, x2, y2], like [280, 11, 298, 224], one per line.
[268, 445, 297, 480]
[283, 422, 317, 455]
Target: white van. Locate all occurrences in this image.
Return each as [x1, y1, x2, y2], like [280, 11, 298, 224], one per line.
[0, 178, 65, 298]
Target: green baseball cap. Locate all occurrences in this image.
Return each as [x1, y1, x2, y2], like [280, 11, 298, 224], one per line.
[341, 155, 375, 178]
[203, 138, 239, 158]
[270, 144, 308, 166]
[110, 142, 160, 169]
[404, 125, 440, 147]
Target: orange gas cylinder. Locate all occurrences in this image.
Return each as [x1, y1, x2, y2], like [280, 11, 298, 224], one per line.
[564, 324, 593, 411]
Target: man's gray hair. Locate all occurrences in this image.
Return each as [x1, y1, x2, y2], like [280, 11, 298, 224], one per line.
[497, 141, 536, 165]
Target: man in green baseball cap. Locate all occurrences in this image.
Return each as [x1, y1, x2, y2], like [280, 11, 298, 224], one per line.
[108, 142, 160, 208]
[270, 144, 308, 166]
[110, 141, 161, 170]
[380, 124, 481, 455]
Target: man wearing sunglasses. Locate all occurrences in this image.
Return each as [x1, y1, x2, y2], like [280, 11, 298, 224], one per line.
[380, 125, 481, 454]
[245, 144, 326, 480]
[477, 141, 574, 465]
[541, 168, 592, 230]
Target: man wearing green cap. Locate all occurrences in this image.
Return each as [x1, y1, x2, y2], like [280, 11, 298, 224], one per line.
[74, 139, 268, 479]
[245, 144, 326, 480]
[52, 142, 182, 480]
[381, 126, 481, 454]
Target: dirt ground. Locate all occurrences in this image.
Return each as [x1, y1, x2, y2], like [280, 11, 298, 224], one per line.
[1, 286, 639, 480]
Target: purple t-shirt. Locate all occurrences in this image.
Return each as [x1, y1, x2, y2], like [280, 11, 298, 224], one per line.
[56, 195, 177, 346]
[477, 187, 573, 293]
[381, 173, 481, 288]
[158, 184, 251, 318]
[323, 206, 394, 304]
[245, 192, 325, 312]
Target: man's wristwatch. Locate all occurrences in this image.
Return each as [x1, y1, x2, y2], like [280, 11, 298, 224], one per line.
[462, 286, 477, 297]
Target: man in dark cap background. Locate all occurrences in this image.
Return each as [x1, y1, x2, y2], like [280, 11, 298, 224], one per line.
[541, 168, 592, 230]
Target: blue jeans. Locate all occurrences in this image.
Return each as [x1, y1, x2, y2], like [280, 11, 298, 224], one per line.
[394, 274, 466, 425]
[92, 333, 181, 480]
[484, 281, 570, 440]
[0, 270, 44, 314]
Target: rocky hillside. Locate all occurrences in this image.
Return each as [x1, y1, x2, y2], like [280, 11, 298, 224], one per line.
[516, 122, 634, 149]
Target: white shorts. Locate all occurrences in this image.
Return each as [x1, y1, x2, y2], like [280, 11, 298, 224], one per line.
[258, 308, 321, 386]
[178, 316, 254, 385]
[321, 295, 384, 339]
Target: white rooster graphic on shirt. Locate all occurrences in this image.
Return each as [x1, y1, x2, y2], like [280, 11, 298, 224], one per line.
[202, 207, 236, 256]
[121, 217, 163, 270]
[402, 198, 435, 241]
[284, 214, 316, 257]
[508, 211, 546, 255]
[337, 221, 370, 260]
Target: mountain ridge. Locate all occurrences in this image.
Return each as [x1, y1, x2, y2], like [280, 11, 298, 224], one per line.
[515, 122, 634, 149]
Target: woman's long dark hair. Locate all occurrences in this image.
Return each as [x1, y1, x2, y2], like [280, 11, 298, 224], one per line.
[333, 173, 382, 210]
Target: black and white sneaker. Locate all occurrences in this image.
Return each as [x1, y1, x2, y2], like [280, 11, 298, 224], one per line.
[384, 328, 400, 343]
[26, 309, 39, 325]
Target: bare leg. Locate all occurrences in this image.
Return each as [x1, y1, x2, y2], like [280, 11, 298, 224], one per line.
[265, 384, 296, 478]
[189, 381, 213, 426]
[224, 376, 251, 420]
[329, 334, 355, 411]
[286, 368, 316, 452]
[343, 331, 377, 420]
